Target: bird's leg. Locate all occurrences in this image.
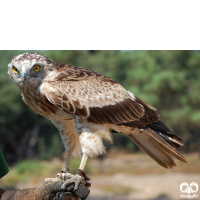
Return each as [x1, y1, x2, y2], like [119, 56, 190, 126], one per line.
[45, 118, 90, 190]
[44, 152, 72, 184]
[76, 154, 92, 187]
[44, 150, 85, 190]
[60, 154, 89, 190]
[56, 149, 75, 182]
[64, 149, 73, 170]
[44, 117, 76, 185]
[56, 149, 72, 181]
[79, 154, 88, 171]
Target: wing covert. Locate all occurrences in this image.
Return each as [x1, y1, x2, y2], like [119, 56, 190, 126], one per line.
[42, 64, 158, 127]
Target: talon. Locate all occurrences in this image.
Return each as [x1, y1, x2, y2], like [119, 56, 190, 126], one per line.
[61, 166, 70, 173]
[44, 167, 90, 192]
[61, 174, 85, 191]
[76, 169, 92, 188]
[74, 174, 83, 190]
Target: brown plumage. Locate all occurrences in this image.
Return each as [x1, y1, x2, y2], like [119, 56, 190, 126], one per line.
[8, 52, 187, 174]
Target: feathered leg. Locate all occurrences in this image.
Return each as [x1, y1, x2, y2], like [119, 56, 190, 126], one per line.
[45, 118, 85, 190]
[61, 154, 89, 190]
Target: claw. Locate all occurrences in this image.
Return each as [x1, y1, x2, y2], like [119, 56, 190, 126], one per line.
[61, 174, 85, 190]
[61, 166, 70, 173]
[76, 169, 92, 188]
[44, 167, 90, 192]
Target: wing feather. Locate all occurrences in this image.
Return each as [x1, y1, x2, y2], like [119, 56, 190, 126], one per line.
[42, 64, 158, 127]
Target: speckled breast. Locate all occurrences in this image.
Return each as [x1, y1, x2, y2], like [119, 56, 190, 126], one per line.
[21, 86, 59, 119]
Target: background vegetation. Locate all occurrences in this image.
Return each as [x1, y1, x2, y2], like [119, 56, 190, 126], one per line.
[0, 50, 200, 165]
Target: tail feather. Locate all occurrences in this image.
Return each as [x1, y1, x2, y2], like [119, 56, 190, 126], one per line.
[144, 128, 187, 163]
[127, 133, 176, 168]
[145, 120, 184, 148]
[127, 128, 188, 169]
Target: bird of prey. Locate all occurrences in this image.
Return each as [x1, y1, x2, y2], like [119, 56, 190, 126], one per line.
[8, 52, 187, 189]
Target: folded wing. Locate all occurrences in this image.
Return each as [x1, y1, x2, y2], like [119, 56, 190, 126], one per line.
[43, 64, 159, 127]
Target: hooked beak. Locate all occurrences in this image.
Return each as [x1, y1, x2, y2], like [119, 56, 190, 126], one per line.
[21, 72, 27, 82]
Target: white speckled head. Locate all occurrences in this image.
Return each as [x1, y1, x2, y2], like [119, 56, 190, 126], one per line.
[8, 52, 53, 88]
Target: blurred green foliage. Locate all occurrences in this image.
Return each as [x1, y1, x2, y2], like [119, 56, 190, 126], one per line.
[0, 50, 200, 164]
[2, 158, 89, 189]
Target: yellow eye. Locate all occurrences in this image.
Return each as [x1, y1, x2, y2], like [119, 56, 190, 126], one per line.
[13, 67, 18, 74]
[33, 65, 40, 72]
